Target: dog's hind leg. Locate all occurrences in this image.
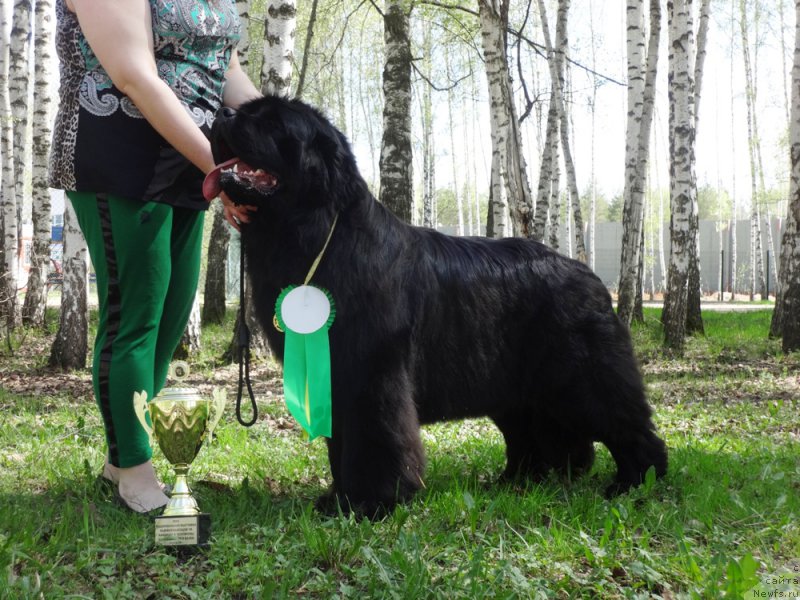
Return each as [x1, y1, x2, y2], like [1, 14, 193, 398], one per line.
[494, 410, 595, 483]
[603, 428, 667, 496]
[562, 349, 668, 495]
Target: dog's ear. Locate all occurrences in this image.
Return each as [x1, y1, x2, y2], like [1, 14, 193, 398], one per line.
[303, 128, 348, 195]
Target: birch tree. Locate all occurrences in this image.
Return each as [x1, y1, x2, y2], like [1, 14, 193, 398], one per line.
[379, 0, 414, 223]
[532, 0, 562, 242]
[552, 0, 585, 262]
[202, 202, 230, 326]
[480, 0, 534, 238]
[0, 0, 16, 331]
[49, 201, 89, 370]
[685, 0, 711, 335]
[21, 0, 53, 327]
[421, 25, 436, 228]
[618, 0, 661, 327]
[1, 0, 32, 329]
[295, 0, 319, 98]
[236, 0, 252, 72]
[176, 294, 201, 357]
[771, 0, 800, 349]
[224, 2, 298, 362]
[662, 0, 697, 353]
[261, 0, 296, 96]
[740, 0, 767, 301]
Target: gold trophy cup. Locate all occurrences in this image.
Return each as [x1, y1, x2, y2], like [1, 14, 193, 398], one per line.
[134, 367, 226, 547]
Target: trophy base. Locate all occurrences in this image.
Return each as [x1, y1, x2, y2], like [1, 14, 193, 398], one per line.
[154, 513, 211, 548]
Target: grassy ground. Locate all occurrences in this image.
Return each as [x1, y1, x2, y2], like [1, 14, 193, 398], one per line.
[1, 308, 798, 599]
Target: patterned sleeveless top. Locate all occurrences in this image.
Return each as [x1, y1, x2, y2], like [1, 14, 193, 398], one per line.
[48, 0, 241, 209]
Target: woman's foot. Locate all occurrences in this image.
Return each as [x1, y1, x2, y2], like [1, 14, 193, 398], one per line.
[103, 460, 169, 514]
[102, 458, 171, 494]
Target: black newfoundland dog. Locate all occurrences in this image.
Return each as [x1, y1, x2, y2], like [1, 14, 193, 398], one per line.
[205, 96, 667, 516]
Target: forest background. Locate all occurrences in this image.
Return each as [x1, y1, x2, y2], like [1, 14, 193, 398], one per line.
[2, 0, 800, 360]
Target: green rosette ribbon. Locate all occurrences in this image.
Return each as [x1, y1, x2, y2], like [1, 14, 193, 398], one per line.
[274, 284, 335, 440]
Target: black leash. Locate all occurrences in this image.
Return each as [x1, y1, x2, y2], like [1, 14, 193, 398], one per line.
[235, 240, 258, 427]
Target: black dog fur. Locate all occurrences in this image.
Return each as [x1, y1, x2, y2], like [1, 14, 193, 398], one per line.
[209, 96, 668, 516]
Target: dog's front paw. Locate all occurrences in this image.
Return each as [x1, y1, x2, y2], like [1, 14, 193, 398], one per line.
[314, 490, 395, 520]
[314, 489, 341, 516]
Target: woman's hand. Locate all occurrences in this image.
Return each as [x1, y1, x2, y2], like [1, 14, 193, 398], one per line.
[220, 192, 257, 232]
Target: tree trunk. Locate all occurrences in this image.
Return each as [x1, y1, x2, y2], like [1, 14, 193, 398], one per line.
[379, 0, 413, 223]
[236, 0, 252, 72]
[587, 0, 599, 268]
[618, 0, 661, 327]
[421, 25, 435, 229]
[446, 48, 464, 236]
[662, 0, 696, 353]
[740, 0, 767, 301]
[22, 0, 53, 328]
[547, 132, 561, 252]
[486, 146, 508, 238]
[1, 0, 32, 330]
[175, 293, 201, 358]
[261, 0, 296, 96]
[49, 201, 88, 370]
[202, 201, 230, 326]
[295, 0, 319, 98]
[480, 0, 534, 238]
[551, 0, 586, 262]
[685, 0, 711, 335]
[772, 0, 800, 347]
[532, 0, 563, 243]
[729, 0, 738, 301]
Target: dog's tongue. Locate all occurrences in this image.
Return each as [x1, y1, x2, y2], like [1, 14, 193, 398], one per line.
[203, 157, 241, 201]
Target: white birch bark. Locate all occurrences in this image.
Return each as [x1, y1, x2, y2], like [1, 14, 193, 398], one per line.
[261, 0, 296, 96]
[780, 0, 791, 123]
[379, 0, 413, 223]
[588, 0, 599, 270]
[487, 143, 508, 237]
[446, 49, 464, 236]
[1, 0, 31, 328]
[22, 0, 53, 327]
[295, 0, 319, 98]
[177, 293, 201, 357]
[552, 0, 585, 261]
[686, 0, 711, 334]
[772, 0, 800, 343]
[729, 0, 738, 299]
[532, 0, 561, 242]
[740, 0, 767, 300]
[10, 0, 31, 222]
[202, 201, 230, 326]
[236, 0, 251, 72]
[421, 25, 435, 229]
[49, 200, 89, 370]
[547, 140, 561, 250]
[479, 0, 534, 238]
[618, 0, 661, 326]
[662, 0, 696, 353]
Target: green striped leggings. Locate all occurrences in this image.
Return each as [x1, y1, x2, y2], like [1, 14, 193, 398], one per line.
[68, 192, 205, 468]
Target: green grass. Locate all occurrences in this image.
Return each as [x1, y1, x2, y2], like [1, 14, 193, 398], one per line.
[1, 309, 799, 598]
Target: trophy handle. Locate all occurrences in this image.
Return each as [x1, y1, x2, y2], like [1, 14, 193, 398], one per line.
[133, 391, 154, 446]
[207, 388, 227, 443]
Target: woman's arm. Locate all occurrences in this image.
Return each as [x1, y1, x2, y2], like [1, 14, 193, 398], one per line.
[69, 0, 258, 228]
[69, 0, 217, 175]
[224, 53, 262, 108]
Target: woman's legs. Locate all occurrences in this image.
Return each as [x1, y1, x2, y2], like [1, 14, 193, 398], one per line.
[68, 192, 204, 510]
[153, 206, 205, 393]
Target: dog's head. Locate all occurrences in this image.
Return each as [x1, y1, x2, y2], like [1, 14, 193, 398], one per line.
[204, 96, 360, 215]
